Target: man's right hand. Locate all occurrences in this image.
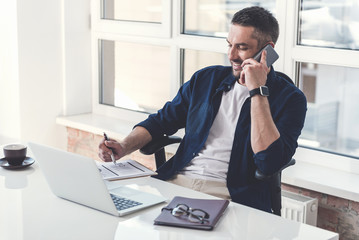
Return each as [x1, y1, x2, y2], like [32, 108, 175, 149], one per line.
[98, 138, 126, 162]
[98, 126, 153, 162]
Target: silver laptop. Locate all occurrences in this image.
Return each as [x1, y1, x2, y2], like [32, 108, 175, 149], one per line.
[28, 142, 166, 216]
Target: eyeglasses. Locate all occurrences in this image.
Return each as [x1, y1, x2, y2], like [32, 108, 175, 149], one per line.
[162, 204, 210, 224]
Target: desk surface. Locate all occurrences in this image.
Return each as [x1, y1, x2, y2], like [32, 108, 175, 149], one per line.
[0, 161, 338, 240]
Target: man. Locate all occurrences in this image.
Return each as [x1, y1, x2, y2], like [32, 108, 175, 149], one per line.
[99, 6, 307, 213]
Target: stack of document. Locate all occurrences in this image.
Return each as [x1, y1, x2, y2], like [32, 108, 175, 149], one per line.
[97, 159, 157, 181]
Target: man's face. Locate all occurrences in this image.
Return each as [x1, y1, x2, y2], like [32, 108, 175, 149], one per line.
[227, 24, 260, 80]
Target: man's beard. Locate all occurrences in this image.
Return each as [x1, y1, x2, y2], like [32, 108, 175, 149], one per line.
[232, 67, 241, 81]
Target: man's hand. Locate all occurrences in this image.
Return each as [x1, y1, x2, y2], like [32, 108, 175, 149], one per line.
[244, 49, 280, 153]
[98, 138, 126, 162]
[238, 50, 270, 90]
[98, 126, 152, 162]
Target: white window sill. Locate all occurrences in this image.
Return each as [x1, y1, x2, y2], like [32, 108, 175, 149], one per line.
[282, 160, 359, 202]
[57, 113, 359, 203]
[56, 113, 136, 141]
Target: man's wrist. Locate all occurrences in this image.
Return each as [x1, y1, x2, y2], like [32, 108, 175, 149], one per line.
[249, 86, 269, 97]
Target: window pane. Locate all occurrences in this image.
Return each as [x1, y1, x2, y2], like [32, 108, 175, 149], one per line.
[102, 0, 162, 23]
[299, 0, 359, 50]
[182, 49, 229, 83]
[100, 40, 171, 113]
[183, 1, 277, 37]
[299, 62, 359, 158]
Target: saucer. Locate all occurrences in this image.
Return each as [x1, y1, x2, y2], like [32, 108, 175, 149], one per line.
[0, 157, 35, 170]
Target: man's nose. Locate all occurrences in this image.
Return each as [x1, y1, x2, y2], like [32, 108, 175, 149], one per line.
[228, 47, 239, 62]
[228, 47, 238, 61]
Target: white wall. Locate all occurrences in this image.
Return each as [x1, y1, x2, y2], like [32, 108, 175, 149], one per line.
[0, 1, 21, 142]
[0, 0, 91, 149]
[62, 0, 92, 116]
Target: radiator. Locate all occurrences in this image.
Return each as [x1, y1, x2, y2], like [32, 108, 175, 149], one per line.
[281, 191, 318, 226]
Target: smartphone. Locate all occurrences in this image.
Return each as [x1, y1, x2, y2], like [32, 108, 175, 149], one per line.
[253, 44, 279, 67]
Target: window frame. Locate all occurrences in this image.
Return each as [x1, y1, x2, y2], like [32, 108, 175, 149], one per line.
[90, 0, 359, 172]
[91, 0, 172, 38]
[283, 1, 359, 77]
[282, 1, 359, 171]
[91, 0, 239, 121]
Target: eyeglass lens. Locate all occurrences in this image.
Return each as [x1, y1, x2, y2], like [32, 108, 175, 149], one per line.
[171, 204, 209, 223]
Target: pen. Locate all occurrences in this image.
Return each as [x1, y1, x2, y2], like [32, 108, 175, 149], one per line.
[103, 132, 117, 166]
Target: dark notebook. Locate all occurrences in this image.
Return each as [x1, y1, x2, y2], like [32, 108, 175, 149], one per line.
[154, 196, 229, 230]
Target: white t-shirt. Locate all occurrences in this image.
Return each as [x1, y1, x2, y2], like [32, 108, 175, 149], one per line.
[180, 82, 249, 182]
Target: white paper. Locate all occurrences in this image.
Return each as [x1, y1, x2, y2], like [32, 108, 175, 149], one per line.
[97, 159, 157, 180]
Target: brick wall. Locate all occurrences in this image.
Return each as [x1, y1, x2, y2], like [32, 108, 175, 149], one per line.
[66, 127, 359, 240]
[66, 127, 157, 170]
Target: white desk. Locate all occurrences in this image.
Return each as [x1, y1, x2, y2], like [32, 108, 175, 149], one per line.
[0, 162, 339, 240]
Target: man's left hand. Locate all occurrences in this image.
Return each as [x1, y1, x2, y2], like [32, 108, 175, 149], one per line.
[239, 50, 270, 90]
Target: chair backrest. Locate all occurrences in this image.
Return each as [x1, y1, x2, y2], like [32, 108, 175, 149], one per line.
[140, 135, 181, 168]
[255, 158, 296, 215]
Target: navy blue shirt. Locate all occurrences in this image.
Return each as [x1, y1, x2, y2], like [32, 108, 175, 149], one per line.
[136, 65, 307, 212]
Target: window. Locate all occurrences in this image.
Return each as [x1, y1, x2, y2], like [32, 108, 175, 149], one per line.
[92, 0, 171, 37]
[92, 0, 359, 160]
[183, 1, 276, 37]
[102, 0, 162, 23]
[99, 40, 171, 113]
[299, 63, 359, 158]
[182, 50, 229, 83]
[291, 0, 359, 158]
[298, 0, 359, 50]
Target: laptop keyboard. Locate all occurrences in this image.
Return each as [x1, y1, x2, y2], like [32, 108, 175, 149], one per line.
[110, 194, 143, 211]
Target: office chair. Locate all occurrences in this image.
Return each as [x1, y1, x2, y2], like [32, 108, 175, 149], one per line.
[140, 135, 182, 168]
[140, 71, 297, 216]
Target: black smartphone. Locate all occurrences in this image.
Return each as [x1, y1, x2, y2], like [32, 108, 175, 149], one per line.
[253, 44, 279, 67]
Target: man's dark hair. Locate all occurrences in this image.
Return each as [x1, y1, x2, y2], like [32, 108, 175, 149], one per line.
[231, 6, 279, 48]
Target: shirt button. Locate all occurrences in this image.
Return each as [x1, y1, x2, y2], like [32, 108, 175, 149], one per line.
[192, 153, 196, 157]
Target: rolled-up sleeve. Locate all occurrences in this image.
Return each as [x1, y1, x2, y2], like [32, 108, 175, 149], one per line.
[254, 89, 307, 175]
